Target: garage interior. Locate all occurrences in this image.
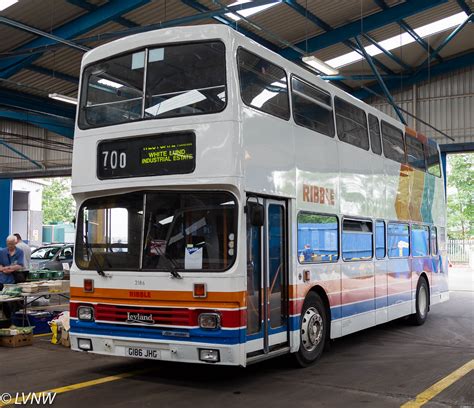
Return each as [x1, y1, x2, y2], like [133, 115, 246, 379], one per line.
[0, 1, 472, 407]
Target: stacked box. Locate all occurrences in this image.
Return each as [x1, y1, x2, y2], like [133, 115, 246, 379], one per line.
[0, 333, 33, 347]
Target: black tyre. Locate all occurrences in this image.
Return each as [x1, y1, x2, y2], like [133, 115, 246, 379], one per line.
[410, 277, 429, 326]
[294, 292, 328, 367]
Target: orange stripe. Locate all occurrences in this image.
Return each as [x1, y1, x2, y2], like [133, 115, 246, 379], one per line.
[71, 287, 245, 309]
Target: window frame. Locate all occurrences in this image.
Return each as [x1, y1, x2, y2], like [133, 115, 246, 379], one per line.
[381, 120, 407, 164]
[425, 143, 442, 178]
[430, 226, 438, 255]
[78, 40, 228, 130]
[237, 47, 290, 121]
[334, 96, 370, 151]
[387, 222, 410, 259]
[290, 74, 335, 138]
[375, 219, 386, 259]
[341, 217, 374, 262]
[297, 211, 339, 264]
[368, 114, 383, 155]
[406, 135, 427, 172]
[410, 223, 430, 258]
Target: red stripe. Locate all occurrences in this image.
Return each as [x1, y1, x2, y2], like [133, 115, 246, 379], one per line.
[70, 302, 243, 328]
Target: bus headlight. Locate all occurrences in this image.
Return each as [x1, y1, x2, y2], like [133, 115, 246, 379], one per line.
[77, 306, 94, 321]
[199, 349, 220, 363]
[198, 313, 220, 329]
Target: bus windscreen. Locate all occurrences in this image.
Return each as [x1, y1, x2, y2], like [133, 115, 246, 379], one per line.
[75, 191, 237, 272]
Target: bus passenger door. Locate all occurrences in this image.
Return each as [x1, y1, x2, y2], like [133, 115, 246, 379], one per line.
[246, 197, 289, 356]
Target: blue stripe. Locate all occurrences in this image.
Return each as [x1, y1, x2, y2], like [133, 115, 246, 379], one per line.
[331, 291, 414, 319]
[71, 320, 244, 345]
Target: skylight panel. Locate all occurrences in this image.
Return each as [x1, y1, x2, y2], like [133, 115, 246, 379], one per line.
[0, 0, 18, 11]
[225, 0, 279, 22]
[325, 11, 468, 69]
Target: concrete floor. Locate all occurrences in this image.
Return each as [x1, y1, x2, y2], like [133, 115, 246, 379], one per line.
[1, 270, 473, 408]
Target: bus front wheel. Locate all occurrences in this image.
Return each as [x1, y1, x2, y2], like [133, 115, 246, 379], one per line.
[410, 277, 429, 326]
[294, 291, 328, 367]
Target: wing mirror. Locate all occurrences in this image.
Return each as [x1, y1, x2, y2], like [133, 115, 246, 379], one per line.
[246, 201, 264, 227]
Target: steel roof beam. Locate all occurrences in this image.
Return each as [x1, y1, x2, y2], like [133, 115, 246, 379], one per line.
[0, 17, 89, 52]
[66, 0, 139, 29]
[361, 33, 411, 71]
[0, 109, 74, 138]
[354, 36, 406, 124]
[0, 139, 44, 169]
[353, 51, 474, 100]
[0, 0, 151, 79]
[416, 13, 473, 72]
[455, 0, 473, 15]
[281, 0, 447, 60]
[282, 0, 396, 75]
[26, 65, 79, 84]
[0, 87, 75, 118]
[373, 0, 443, 63]
[181, 0, 281, 53]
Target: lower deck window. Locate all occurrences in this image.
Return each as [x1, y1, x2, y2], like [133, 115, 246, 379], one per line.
[342, 219, 373, 261]
[297, 213, 338, 263]
[388, 223, 410, 258]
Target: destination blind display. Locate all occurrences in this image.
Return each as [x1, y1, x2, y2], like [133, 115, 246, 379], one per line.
[97, 132, 196, 179]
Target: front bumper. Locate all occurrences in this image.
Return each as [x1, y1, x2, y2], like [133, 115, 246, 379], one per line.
[70, 333, 241, 365]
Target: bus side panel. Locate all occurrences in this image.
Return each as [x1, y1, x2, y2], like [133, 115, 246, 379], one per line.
[338, 143, 371, 218]
[340, 261, 375, 336]
[240, 107, 295, 198]
[370, 154, 386, 220]
[387, 258, 412, 321]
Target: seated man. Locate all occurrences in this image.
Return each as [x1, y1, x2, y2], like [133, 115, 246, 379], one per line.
[0, 235, 24, 289]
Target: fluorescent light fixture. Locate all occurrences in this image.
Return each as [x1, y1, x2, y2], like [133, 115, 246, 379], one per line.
[251, 79, 286, 108]
[145, 89, 206, 116]
[325, 11, 468, 69]
[159, 216, 174, 225]
[48, 93, 78, 105]
[98, 78, 123, 89]
[0, 0, 18, 11]
[225, 0, 279, 22]
[302, 56, 339, 75]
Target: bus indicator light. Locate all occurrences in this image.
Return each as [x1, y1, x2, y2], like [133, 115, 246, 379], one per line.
[84, 279, 94, 293]
[193, 283, 207, 298]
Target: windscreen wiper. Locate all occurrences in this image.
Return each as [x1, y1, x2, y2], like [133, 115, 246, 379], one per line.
[83, 221, 106, 277]
[155, 245, 182, 280]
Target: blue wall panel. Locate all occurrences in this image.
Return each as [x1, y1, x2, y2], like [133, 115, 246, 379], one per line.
[0, 179, 12, 246]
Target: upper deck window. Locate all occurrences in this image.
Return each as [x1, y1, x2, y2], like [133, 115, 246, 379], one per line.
[381, 121, 406, 164]
[334, 97, 369, 150]
[406, 135, 426, 171]
[426, 143, 441, 177]
[237, 48, 290, 120]
[291, 76, 335, 137]
[79, 41, 226, 129]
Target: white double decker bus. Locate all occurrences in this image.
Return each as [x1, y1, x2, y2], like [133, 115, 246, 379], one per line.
[70, 25, 448, 367]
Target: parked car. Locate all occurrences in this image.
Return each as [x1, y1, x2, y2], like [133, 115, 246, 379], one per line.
[30, 244, 74, 275]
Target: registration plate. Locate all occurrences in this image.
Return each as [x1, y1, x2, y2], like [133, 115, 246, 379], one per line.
[126, 347, 161, 360]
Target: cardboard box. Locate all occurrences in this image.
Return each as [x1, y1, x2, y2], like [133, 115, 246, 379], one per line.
[0, 333, 33, 347]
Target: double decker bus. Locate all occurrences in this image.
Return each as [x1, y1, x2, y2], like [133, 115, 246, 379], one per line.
[70, 25, 448, 367]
